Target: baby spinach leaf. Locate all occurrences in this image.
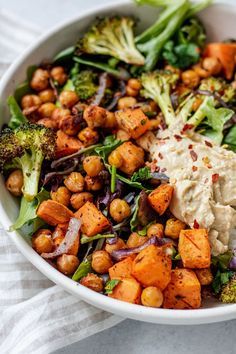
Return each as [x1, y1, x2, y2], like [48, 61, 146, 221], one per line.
[8, 96, 28, 130]
[53, 46, 75, 64]
[224, 125, 236, 152]
[212, 270, 234, 294]
[163, 40, 200, 69]
[131, 166, 152, 182]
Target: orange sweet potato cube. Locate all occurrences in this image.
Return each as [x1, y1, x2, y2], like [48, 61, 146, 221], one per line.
[115, 108, 150, 139]
[113, 142, 145, 175]
[163, 269, 201, 309]
[74, 201, 110, 237]
[148, 184, 174, 215]
[109, 257, 133, 279]
[108, 277, 142, 304]
[37, 200, 73, 226]
[178, 229, 211, 269]
[131, 245, 172, 290]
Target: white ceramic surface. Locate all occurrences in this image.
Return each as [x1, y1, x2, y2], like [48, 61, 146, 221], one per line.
[0, 0, 236, 325]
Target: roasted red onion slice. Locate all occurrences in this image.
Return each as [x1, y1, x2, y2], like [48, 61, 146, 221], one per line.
[91, 72, 108, 106]
[41, 217, 81, 259]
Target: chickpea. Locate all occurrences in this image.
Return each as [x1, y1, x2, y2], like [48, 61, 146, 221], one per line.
[52, 227, 65, 248]
[128, 78, 142, 91]
[80, 273, 104, 292]
[51, 107, 71, 124]
[78, 127, 99, 146]
[50, 186, 71, 207]
[147, 223, 164, 238]
[109, 198, 131, 223]
[84, 175, 103, 191]
[64, 172, 84, 193]
[83, 156, 104, 177]
[126, 86, 139, 97]
[21, 94, 41, 109]
[92, 250, 113, 274]
[165, 218, 186, 239]
[38, 89, 56, 103]
[105, 237, 126, 254]
[104, 111, 117, 129]
[57, 254, 79, 275]
[141, 287, 163, 307]
[193, 63, 210, 79]
[37, 118, 57, 129]
[59, 90, 79, 108]
[108, 150, 123, 168]
[30, 68, 49, 91]
[59, 115, 80, 136]
[5, 170, 23, 197]
[70, 192, 93, 210]
[127, 232, 147, 248]
[32, 229, 53, 254]
[50, 66, 68, 86]
[195, 268, 213, 286]
[38, 102, 56, 118]
[148, 118, 161, 131]
[181, 70, 200, 88]
[83, 106, 107, 129]
[202, 57, 222, 76]
[116, 129, 131, 142]
[117, 96, 137, 110]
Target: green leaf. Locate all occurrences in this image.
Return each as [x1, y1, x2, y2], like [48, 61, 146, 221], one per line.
[72, 260, 92, 281]
[131, 166, 152, 183]
[81, 233, 115, 244]
[212, 270, 234, 294]
[163, 41, 200, 69]
[212, 251, 233, 271]
[62, 79, 75, 91]
[104, 279, 121, 295]
[178, 18, 206, 48]
[224, 125, 236, 152]
[95, 135, 122, 161]
[7, 96, 28, 130]
[53, 46, 75, 63]
[137, 221, 155, 236]
[130, 194, 141, 232]
[14, 65, 37, 103]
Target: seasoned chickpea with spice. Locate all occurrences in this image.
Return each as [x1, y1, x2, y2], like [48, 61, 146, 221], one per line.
[50, 66, 68, 86]
[57, 254, 79, 275]
[30, 68, 49, 91]
[92, 250, 113, 274]
[38, 102, 56, 118]
[85, 175, 103, 191]
[64, 172, 84, 193]
[21, 94, 41, 109]
[127, 232, 147, 248]
[147, 223, 164, 238]
[59, 90, 79, 108]
[109, 198, 131, 223]
[59, 115, 80, 136]
[5, 170, 23, 197]
[165, 218, 186, 239]
[83, 105, 107, 129]
[80, 273, 104, 292]
[78, 127, 99, 146]
[181, 70, 200, 88]
[51, 107, 71, 124]
[195, 268, 213, 285]
[126, 86, 139, 97]
[70, 192, 93, 210]
[50, 186, 71, 207]
[83, 156, 104, 177]
[108, 150, 123, 168]
[104, 111, 117, 129]
[105, 238, 126, 254]
[38, 89, 56, 103]
[141, 287, 163, 307]
[117, 96, 137, 110]
[32, 229, 53, 254]
[202, 57, 222, 75]
[128, 78, 142, 91]
[37, 118, 57, 129]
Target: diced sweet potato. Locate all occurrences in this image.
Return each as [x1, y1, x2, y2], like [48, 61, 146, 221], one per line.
[115, 108, 150, 139]
[112, 141, 144, 175]
[108, 277, 142, 304]
[132, 245, 172, 290]
[178, 229, 211, 269]
[109, 257, 133, 279]
[74, 201, 110, 237]
[148, 184, 174, 215]
[163, 269, 201, 309]
[56, 130, 83, 157]
[37, 200, 73, 226]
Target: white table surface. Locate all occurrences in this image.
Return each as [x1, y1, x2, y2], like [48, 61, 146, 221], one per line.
[0, 0, 235, 353]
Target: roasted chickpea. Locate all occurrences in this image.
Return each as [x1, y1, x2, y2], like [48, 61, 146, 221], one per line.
[108, 150, 123, 168]
[147, 223, 164, 238]
[148, 118, 161, 131]
[116, 129, 131, 142]
[38, 89, 56, 103]
[128, 78, 142, 91]
[37, 118, 57, 129]
[38, 102, 56, 118]
[32, 229, 53, 254]
[83, 106, 107, 129]
[117, 96, 137, 110]
[109, 199, 131, 223]
[83, 156, 104, 177]
[92, 250, 113, 274]
[141, 287, 163, 307]
[202, 57, 222, 75]
[57, 254, 79, 275]
[59, 115, 80, 136]
[21, 94, 41, 109]
[195, 268, 213, 285]
[50, 186, 71, 207]
[127, 232, 147, 248]
[126, 86, 139, 97]
[84, 175, 103, 191]
[70, 192, 93, 210]
[181, 70, 200, 88]
[78, 127, 99, 146]
[64, 172, 84, 193]
[80, 273, 104, 292]
[165, 218, 186, 239]
[52, 227, 65, 248]
[30, 68, 49, 91]
[51, 107, 71, 124]
[59, 90, 79, 108]
[193, 63, 210, 78]
[50, 66, 68, 86]
[105, 237, 126, 254]
[104, 111, 117, 129]
[5, 170, 23, 197]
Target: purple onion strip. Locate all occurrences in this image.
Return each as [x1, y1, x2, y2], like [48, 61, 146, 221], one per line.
[91, 72, 108, 106]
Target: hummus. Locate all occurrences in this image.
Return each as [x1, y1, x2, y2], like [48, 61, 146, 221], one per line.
[149, 125, 236, 255]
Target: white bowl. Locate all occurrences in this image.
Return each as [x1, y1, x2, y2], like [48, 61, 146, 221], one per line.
[0, 0, 236, 325]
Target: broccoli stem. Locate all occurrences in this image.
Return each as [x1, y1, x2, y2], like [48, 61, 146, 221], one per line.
[177, 94, 195, 122]
[187, 0, 213, 17]
[187, 96, 213, 127]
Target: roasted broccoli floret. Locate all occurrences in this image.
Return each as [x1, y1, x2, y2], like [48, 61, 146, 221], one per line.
[0, 124, 56, 202]
[72, 70, 98, 100]
[140, 70, 179, 126]
[77, 17, 145, 66]
[199, 77, 236, 103]
[220, 274, 236, 303]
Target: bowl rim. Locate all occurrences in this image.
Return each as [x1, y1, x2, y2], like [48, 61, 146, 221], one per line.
[1, 0, 236, 324]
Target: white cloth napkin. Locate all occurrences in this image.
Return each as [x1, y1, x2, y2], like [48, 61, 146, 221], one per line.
[0, 9, 123, 354]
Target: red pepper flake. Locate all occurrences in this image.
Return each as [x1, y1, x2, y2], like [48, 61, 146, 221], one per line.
[205, 140, 213, 148]
[193, 219, 199, 229]
[158, 152, 163, 160]
[212, 173, 219, 183]
[174, 134, 182, 141]
[188, 144, 193, 149]
[181, 123, 194, 134]
[192, 166, 198, 172]
[190, 150, 198, 162]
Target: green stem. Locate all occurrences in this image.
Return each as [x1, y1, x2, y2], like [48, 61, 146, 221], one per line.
[111, 165, 117, 193]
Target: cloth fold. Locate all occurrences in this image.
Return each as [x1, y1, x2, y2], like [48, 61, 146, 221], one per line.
[0, 9, 123, 354]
